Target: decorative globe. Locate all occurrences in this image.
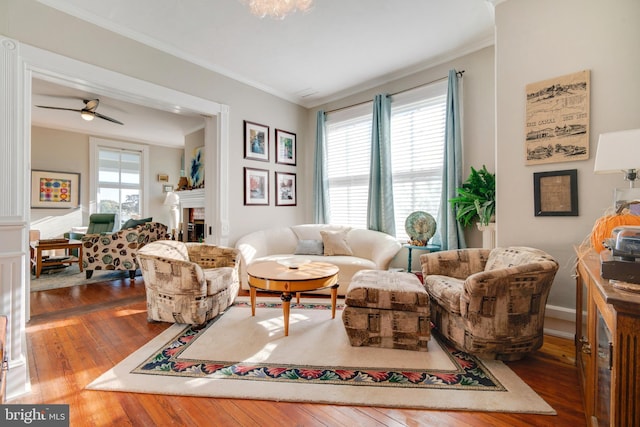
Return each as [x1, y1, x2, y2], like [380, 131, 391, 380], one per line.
[405, 211, 436, 246]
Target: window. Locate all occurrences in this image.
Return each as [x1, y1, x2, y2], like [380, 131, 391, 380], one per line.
[390, 81, 447, 241]
[325, 80, 447, 241]
[90, 138, 149, 226]
[325, 104, 372, 230]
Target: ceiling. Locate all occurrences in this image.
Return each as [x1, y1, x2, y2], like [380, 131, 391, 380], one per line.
[32, 0, 496, 146]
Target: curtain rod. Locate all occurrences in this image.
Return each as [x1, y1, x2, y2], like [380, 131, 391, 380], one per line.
[325, 70, 465, 115]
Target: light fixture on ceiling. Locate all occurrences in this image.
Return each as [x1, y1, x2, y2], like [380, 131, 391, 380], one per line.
[594, 128, 640, 187]
[80, 110, 95, 121]
[245, 0, 313, 19]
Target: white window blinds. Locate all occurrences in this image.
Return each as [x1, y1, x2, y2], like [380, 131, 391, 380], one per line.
[390, 81, 447, 241]
[325, 104, 372, 230]
[324, 80, 447, 240]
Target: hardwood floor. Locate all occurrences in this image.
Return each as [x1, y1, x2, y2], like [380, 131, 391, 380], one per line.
[13, 277, 586, 426]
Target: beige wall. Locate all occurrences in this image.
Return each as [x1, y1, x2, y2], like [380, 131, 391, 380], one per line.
[495, 0, 640, 310]
[30, 126, 183, 236]
[4, 0, 309, 245]
[13, 0, 640, 313]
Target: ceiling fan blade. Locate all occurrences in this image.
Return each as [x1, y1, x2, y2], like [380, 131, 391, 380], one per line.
[35, 105, 83, 113]
[94, 111, 124, 125]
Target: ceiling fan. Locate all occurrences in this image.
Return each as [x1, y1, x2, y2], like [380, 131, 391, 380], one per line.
[36, 98, 124, 125]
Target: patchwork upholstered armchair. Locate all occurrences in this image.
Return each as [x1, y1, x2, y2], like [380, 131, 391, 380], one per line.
[81, 222, 168, 281]
[137, 240, 240, 325]
[420, 246, 558, 361]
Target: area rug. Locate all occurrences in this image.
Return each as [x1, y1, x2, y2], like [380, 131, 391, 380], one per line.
[30, 264, 141, 292]
[87, 298, 555, 414]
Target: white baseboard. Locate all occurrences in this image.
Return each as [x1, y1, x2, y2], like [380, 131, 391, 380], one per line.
[544, 304, 576, 340]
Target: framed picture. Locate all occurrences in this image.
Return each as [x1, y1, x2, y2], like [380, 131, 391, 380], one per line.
[244, 120, 269, 162]
[525, 70, 590, 165]
[533, 169, 578, 216]
[244, 167, 269, 205]
[31, 170, 80, 209]
[157, 173, 169, 182]
[275, 172, 296, 206]
[275, 129, 296, 165]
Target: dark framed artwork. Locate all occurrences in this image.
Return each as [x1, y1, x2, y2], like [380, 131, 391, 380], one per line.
[533, 169, 578, 216]
[275, 129, 296, 165]
[275, 172, 296, 206]
[244, 167, 269, 205]
[31, 170, 80, 209]
[244, 120, 269, 162]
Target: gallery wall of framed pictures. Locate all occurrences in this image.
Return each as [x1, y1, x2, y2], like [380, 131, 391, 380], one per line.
[243, 120, 297, 206]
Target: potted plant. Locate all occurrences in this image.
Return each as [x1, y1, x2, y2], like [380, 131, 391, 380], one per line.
[449, 165, 495, 228]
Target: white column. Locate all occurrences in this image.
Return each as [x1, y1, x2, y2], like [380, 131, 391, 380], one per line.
[0, 34, 31, 399]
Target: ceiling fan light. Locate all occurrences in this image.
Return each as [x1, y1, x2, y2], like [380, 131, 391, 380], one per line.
[81, 111, 95, 121]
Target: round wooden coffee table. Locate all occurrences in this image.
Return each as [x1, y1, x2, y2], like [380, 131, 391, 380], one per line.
[247, 260, 339, 336]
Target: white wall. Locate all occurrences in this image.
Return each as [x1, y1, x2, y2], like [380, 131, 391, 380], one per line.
[30, 126, 183, 234]
[495, 0, 640, 310]
[3, 0, 309, 245]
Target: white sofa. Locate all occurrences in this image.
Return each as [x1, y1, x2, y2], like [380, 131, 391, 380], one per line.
[235, 224, 402, 296]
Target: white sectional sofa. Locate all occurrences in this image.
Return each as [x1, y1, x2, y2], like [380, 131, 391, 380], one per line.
[235, 224, 402, 296]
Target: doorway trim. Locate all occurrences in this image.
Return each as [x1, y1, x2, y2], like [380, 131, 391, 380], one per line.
[0, 35, 229, 399]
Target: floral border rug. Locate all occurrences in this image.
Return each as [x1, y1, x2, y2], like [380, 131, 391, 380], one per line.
[87, 298, 555, 414]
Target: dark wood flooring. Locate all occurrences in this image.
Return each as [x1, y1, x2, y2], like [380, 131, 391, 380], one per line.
[11, 277, 586, 426]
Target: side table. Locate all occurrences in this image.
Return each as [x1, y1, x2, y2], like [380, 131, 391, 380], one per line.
[404, 244, 440, 273]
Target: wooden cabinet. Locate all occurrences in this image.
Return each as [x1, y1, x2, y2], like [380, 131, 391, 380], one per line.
[575, 248, 640, 427]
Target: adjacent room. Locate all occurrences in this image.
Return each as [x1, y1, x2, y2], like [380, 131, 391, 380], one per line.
[1, 0, 639, 425]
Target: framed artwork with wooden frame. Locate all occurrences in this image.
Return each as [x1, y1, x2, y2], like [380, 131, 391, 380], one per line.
[275, 172, 296, 206]
[244, 167, 269, 205]
[31, 169, 80, 209]
[533, 169, 578, 216]
[275, 129, 296, 165]
[244, 120, 269, 162]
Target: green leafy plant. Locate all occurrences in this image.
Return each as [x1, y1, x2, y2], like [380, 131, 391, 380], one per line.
[449, 165, 495, 227]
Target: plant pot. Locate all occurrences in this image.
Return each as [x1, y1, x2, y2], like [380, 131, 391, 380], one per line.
[477, 222, 496, 249]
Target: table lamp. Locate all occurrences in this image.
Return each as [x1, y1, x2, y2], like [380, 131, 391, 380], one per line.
[163, 191, 180, 236]
[594, 129, 640, 188]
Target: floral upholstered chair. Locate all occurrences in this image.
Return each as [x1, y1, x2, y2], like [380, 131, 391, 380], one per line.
[136, 240, 239, 325]
[81, 222, 168, 282]
[420, 246, 558, 361]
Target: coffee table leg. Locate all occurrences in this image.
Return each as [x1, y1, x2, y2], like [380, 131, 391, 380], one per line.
[250, 286, 257, 316]
[330, 284, 339, 319]
[281, 293, 292, 336]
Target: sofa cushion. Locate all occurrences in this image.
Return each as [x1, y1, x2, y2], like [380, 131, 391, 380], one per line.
[321, 229, 353, 256]
[294, 239, 324, 255]
[424, 275, 464, 314]
[484, 246, 554, 271]
[291, 224, 349, 241]
[345, 270, 429, 313]
[204, 267, 236, 295]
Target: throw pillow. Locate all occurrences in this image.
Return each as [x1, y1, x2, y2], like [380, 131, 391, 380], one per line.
[294, 239, 324, 256]
[121, 217, 152, 230]
[320, 230, 353, 256]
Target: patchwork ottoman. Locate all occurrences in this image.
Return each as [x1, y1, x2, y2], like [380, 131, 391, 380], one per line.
[342, 270, 431, 351]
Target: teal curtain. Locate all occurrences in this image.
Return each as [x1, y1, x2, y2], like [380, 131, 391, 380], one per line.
[367, 94, 395, 235]
[313, 110, 329, 223]
[436, 70, 466, 249]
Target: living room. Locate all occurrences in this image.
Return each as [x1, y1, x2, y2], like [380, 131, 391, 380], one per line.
[1, 0, 639, 423]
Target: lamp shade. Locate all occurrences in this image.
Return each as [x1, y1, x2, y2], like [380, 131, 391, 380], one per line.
[163, 191, 180, 206]
[594, 129, 640, 174]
